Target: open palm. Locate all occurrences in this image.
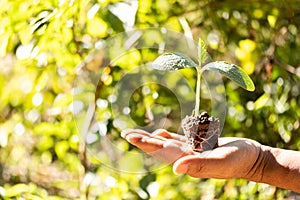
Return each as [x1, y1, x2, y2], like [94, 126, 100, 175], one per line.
[121, 129, 261, 179]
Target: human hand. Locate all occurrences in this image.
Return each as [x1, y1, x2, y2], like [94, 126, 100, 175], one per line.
[121, 129, 262, 180]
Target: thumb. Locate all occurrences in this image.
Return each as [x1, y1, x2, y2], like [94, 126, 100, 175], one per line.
[173, 154, 221, 178]
[173, 155, 206, 175]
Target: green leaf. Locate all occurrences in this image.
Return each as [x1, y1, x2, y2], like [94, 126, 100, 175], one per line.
[55, 140, 69, 160]
[152, 52, 198, 70]
[119, 150, 145, 173]
[5, 184, 29, 197]
[198, 38, 207, 64]
[105, 10, 125, 32]
[139, 173, 156, 191]
[254, 93, 270, 110]
[201, 61, 255, 91]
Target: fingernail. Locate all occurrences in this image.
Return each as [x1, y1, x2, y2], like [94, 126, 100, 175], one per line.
[141, 136, 150, 142]
[152, 129, 166, 135]
[121, 129, 133, 138]
[173, 163, 188, 175]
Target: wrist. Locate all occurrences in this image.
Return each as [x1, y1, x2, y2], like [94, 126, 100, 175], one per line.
[244, 144, 272, 182]
[245, 145, 300, 192]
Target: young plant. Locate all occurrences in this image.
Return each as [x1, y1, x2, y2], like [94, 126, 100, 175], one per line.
[152, 38, 255, 152]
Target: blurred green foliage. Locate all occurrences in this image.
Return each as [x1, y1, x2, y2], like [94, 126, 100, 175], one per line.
[0, 0, 300, 199]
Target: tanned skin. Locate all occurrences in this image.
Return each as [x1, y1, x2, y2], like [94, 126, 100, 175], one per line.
[121, 129, 300, 193]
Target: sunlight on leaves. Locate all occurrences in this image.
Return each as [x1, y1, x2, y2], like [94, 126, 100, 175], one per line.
[152, 52, 198, 70]
[201, 61, 255, 91]
[198, 38, 207, 64]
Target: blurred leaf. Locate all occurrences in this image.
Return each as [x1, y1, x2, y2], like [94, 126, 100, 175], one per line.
[33, 122, 71, 139]
[239, 39, 256, 52]
[36, 135, 54, 151]
[5, 184, 29, 197]
[267, 15, 277, 28]
[139, 173, 156, 191]
[113, 49, 141, 70]
[118, 151, 144, 173]
[254, 93, 270, 110]
[105, 9, 125, 32]
[54, 141, 69, 160]
[87, 18, 108, 37]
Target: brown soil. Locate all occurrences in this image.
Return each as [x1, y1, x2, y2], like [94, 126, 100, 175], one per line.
[182, 112, 220, 152]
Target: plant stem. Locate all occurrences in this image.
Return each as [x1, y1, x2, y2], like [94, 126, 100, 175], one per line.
[194, 68, 202, 116]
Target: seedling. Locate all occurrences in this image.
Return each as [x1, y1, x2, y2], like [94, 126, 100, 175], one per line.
[152, 38, 255, 152]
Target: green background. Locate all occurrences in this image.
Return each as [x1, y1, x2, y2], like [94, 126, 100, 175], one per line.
[0, 0, 300, 199]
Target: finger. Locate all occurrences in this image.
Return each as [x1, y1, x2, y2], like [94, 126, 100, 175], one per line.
[173, 155, 223, 178]
[149, 140, 189, 164]
[125, 134, 165, 152]
[126, 134, 189, 163]
[121, 129, 149, 138]
[173, 145, 242, 179]
[153, 129, 186, 142]
[121, 129, 169, 142]
[173, 155, 202, 175]
[173, 155, 217, 178]
[125, 132, 185, 153]
[121, 129, 186, 143]
[121, 128, 187, 152]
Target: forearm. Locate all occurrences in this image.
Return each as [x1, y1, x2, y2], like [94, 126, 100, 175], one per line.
[248, 145, 300, 192]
